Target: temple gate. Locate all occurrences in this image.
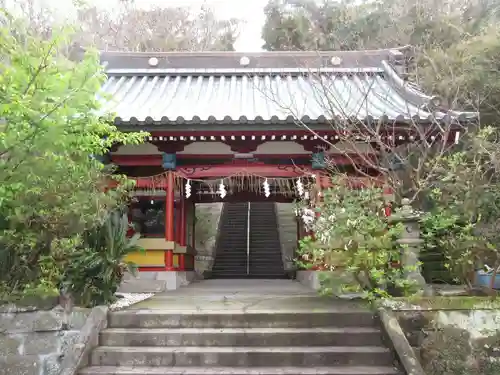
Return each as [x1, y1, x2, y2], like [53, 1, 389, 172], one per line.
[98, 49, 475, 286]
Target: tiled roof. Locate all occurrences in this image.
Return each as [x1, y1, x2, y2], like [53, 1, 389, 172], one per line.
[98, 50, 477, 126]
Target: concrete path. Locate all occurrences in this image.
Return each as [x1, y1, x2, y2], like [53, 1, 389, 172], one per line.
[127, 279, 367, 312]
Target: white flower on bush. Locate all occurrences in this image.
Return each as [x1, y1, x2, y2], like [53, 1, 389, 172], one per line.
[344, 239, 353, 250]
[318, 231, 331, 244]
[346, 219, 358, 228]
[301, 208, 316, 231]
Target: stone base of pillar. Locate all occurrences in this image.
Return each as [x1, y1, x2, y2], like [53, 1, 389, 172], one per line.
[118, 271, 197, 292]
[194, 255, 214, 278]
[296, 270, 357, 292]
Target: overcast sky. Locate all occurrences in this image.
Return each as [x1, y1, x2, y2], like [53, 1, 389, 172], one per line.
[30, 0, 269, 51]
[133, 0, 268, 51]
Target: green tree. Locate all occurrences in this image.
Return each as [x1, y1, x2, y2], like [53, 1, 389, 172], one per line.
[261, 0, 500, 114]
[0, 16, 145, 299]
[5, 0, 240, 52]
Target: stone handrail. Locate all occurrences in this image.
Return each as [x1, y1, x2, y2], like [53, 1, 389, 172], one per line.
[59, 306, 108, 375]
[378, 307, 427, 375]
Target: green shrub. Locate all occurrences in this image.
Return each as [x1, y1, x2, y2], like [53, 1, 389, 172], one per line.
[63, 211, 142, 307]
[295, 179, 409, 300]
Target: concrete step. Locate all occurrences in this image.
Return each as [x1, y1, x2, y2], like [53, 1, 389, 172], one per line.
[80, 365, 402, 375]
[91, 346, 393, 367]
[100, 327, 384, 347]
[108, 311, 376, 329]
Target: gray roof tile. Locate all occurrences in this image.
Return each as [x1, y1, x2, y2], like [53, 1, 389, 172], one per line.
[98, 50, 477, 126]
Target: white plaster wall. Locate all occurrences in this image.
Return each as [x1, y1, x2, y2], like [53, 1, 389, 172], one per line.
[256, 141, 307, 154]
[328, 141, 375, 154]
[179, 142, 233, 154]
[113, 142, 161, 155]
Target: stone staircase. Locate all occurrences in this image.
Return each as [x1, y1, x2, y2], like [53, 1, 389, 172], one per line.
[248, 202, 286, 278]
[211, 202, 249, 278]
[80, 309, 403, 375]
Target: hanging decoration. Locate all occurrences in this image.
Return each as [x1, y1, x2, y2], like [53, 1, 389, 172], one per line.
[120, 170, 317, 199]
[296, 178, 304, 197]
[218, 180, 227, 199]
[185, 179, 191, 199]
[263, 179, 270, 198]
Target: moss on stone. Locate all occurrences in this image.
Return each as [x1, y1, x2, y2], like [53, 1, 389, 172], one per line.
[391, 296, 500, 310]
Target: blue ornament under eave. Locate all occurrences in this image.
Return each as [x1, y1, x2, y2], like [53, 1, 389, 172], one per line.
[162, 153, 177, 170]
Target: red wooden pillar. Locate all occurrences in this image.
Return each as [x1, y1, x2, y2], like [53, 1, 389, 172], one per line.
[178, 185, 187, 271]
[164, 170, 175, 271]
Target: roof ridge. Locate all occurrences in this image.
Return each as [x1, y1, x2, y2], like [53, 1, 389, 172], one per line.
[99, 47, 411, 57]
[104, 67, 386, 76]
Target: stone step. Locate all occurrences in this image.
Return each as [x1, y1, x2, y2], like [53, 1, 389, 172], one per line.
[211, 275, 288, 279]
[100, 327, 384, 347]
[117, 279, 167, 293]
[80, 365, 402, 375]
[248, 260, 284, 263]
[214, 259, 282, 262]
[249, 257, 284, 261]
[90, 346, 393, 367]
[211, 263, 248, 267]
[108, 311, 376, 329]
[211, 265, 248, 269]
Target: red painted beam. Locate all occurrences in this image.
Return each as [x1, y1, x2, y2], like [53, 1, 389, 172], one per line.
[110, 153, 377, 166]
[192, 193, 298, 204]
[176, 164, 314, 178]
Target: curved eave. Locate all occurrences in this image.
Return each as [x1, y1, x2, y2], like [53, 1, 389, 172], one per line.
[381, 60, 479, 123]
[112, 113, 478, 127]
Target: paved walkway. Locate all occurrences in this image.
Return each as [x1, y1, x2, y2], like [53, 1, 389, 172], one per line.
[127, 279, 367, 312]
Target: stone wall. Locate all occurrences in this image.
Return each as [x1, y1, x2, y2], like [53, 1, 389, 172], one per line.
[0, 304, 91, 375]
[394, 305, 500, 375]
[194, 203, 223, 276]
[275, 203, 297, 271]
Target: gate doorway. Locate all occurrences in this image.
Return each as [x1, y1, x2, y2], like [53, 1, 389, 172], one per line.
[210, 202, 286, 279]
